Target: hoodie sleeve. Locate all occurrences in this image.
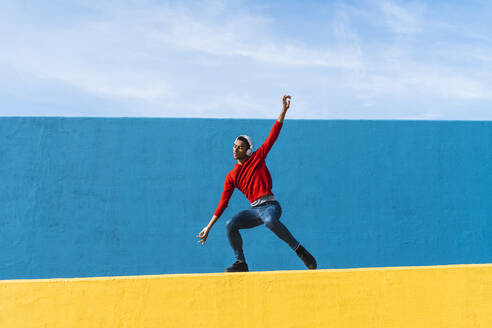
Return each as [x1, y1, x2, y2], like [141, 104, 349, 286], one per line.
[255, 120, 283, 159]
[213, 173, 235, 218]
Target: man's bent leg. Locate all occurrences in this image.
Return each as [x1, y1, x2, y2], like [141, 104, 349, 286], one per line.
[225, 209, 263, 263]
[259, 202, 300, 251]
[260, 202, 317, 269]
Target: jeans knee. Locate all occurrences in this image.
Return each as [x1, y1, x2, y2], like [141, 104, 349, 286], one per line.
[225, 219, 235, 232]
[263, 217, 278, 230]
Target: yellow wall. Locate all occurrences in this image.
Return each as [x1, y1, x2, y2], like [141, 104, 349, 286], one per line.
[2, 264, 492, 327]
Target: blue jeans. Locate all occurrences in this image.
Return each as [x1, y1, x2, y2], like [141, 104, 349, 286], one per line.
[225, 201, 300, 263]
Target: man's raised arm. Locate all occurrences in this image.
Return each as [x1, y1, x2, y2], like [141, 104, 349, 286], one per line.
[256, 95, 291, 158]
[277, 95, 291, 123]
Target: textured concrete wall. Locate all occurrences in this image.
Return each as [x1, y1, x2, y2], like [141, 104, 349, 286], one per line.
[1, 118, 491, 279]
[2, 264, 492, 327]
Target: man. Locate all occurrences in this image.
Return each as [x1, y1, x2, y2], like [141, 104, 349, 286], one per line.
[197, 95, 317, 272]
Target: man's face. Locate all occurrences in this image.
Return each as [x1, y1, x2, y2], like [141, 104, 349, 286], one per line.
[233, 140, 249, 160]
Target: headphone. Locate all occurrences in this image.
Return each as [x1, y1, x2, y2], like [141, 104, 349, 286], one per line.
[236, 135, 253, 156]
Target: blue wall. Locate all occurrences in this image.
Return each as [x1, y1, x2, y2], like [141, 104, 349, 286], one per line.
[1, 117, 491, 279]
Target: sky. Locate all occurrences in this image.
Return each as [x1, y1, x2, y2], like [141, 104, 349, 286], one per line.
[1, 0, 492, 119]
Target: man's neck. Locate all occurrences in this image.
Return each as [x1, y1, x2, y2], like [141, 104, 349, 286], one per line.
[237, 156, 248, 165]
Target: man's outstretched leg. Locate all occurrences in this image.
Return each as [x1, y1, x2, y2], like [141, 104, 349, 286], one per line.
[225, 209, 263, 272]
[259, 201, 317, 269]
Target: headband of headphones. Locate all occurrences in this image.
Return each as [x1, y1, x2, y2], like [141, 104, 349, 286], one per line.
[236, 135, 253, 156]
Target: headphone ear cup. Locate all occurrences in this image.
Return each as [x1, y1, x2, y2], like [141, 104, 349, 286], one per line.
[246, 148, 252, 156]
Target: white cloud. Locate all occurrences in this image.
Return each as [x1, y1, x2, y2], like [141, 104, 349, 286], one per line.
[1, 1, 360, 104]
[1, 0, 492, 119]
[380, 0, 424, 35]
[335, 0, 492, 104]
